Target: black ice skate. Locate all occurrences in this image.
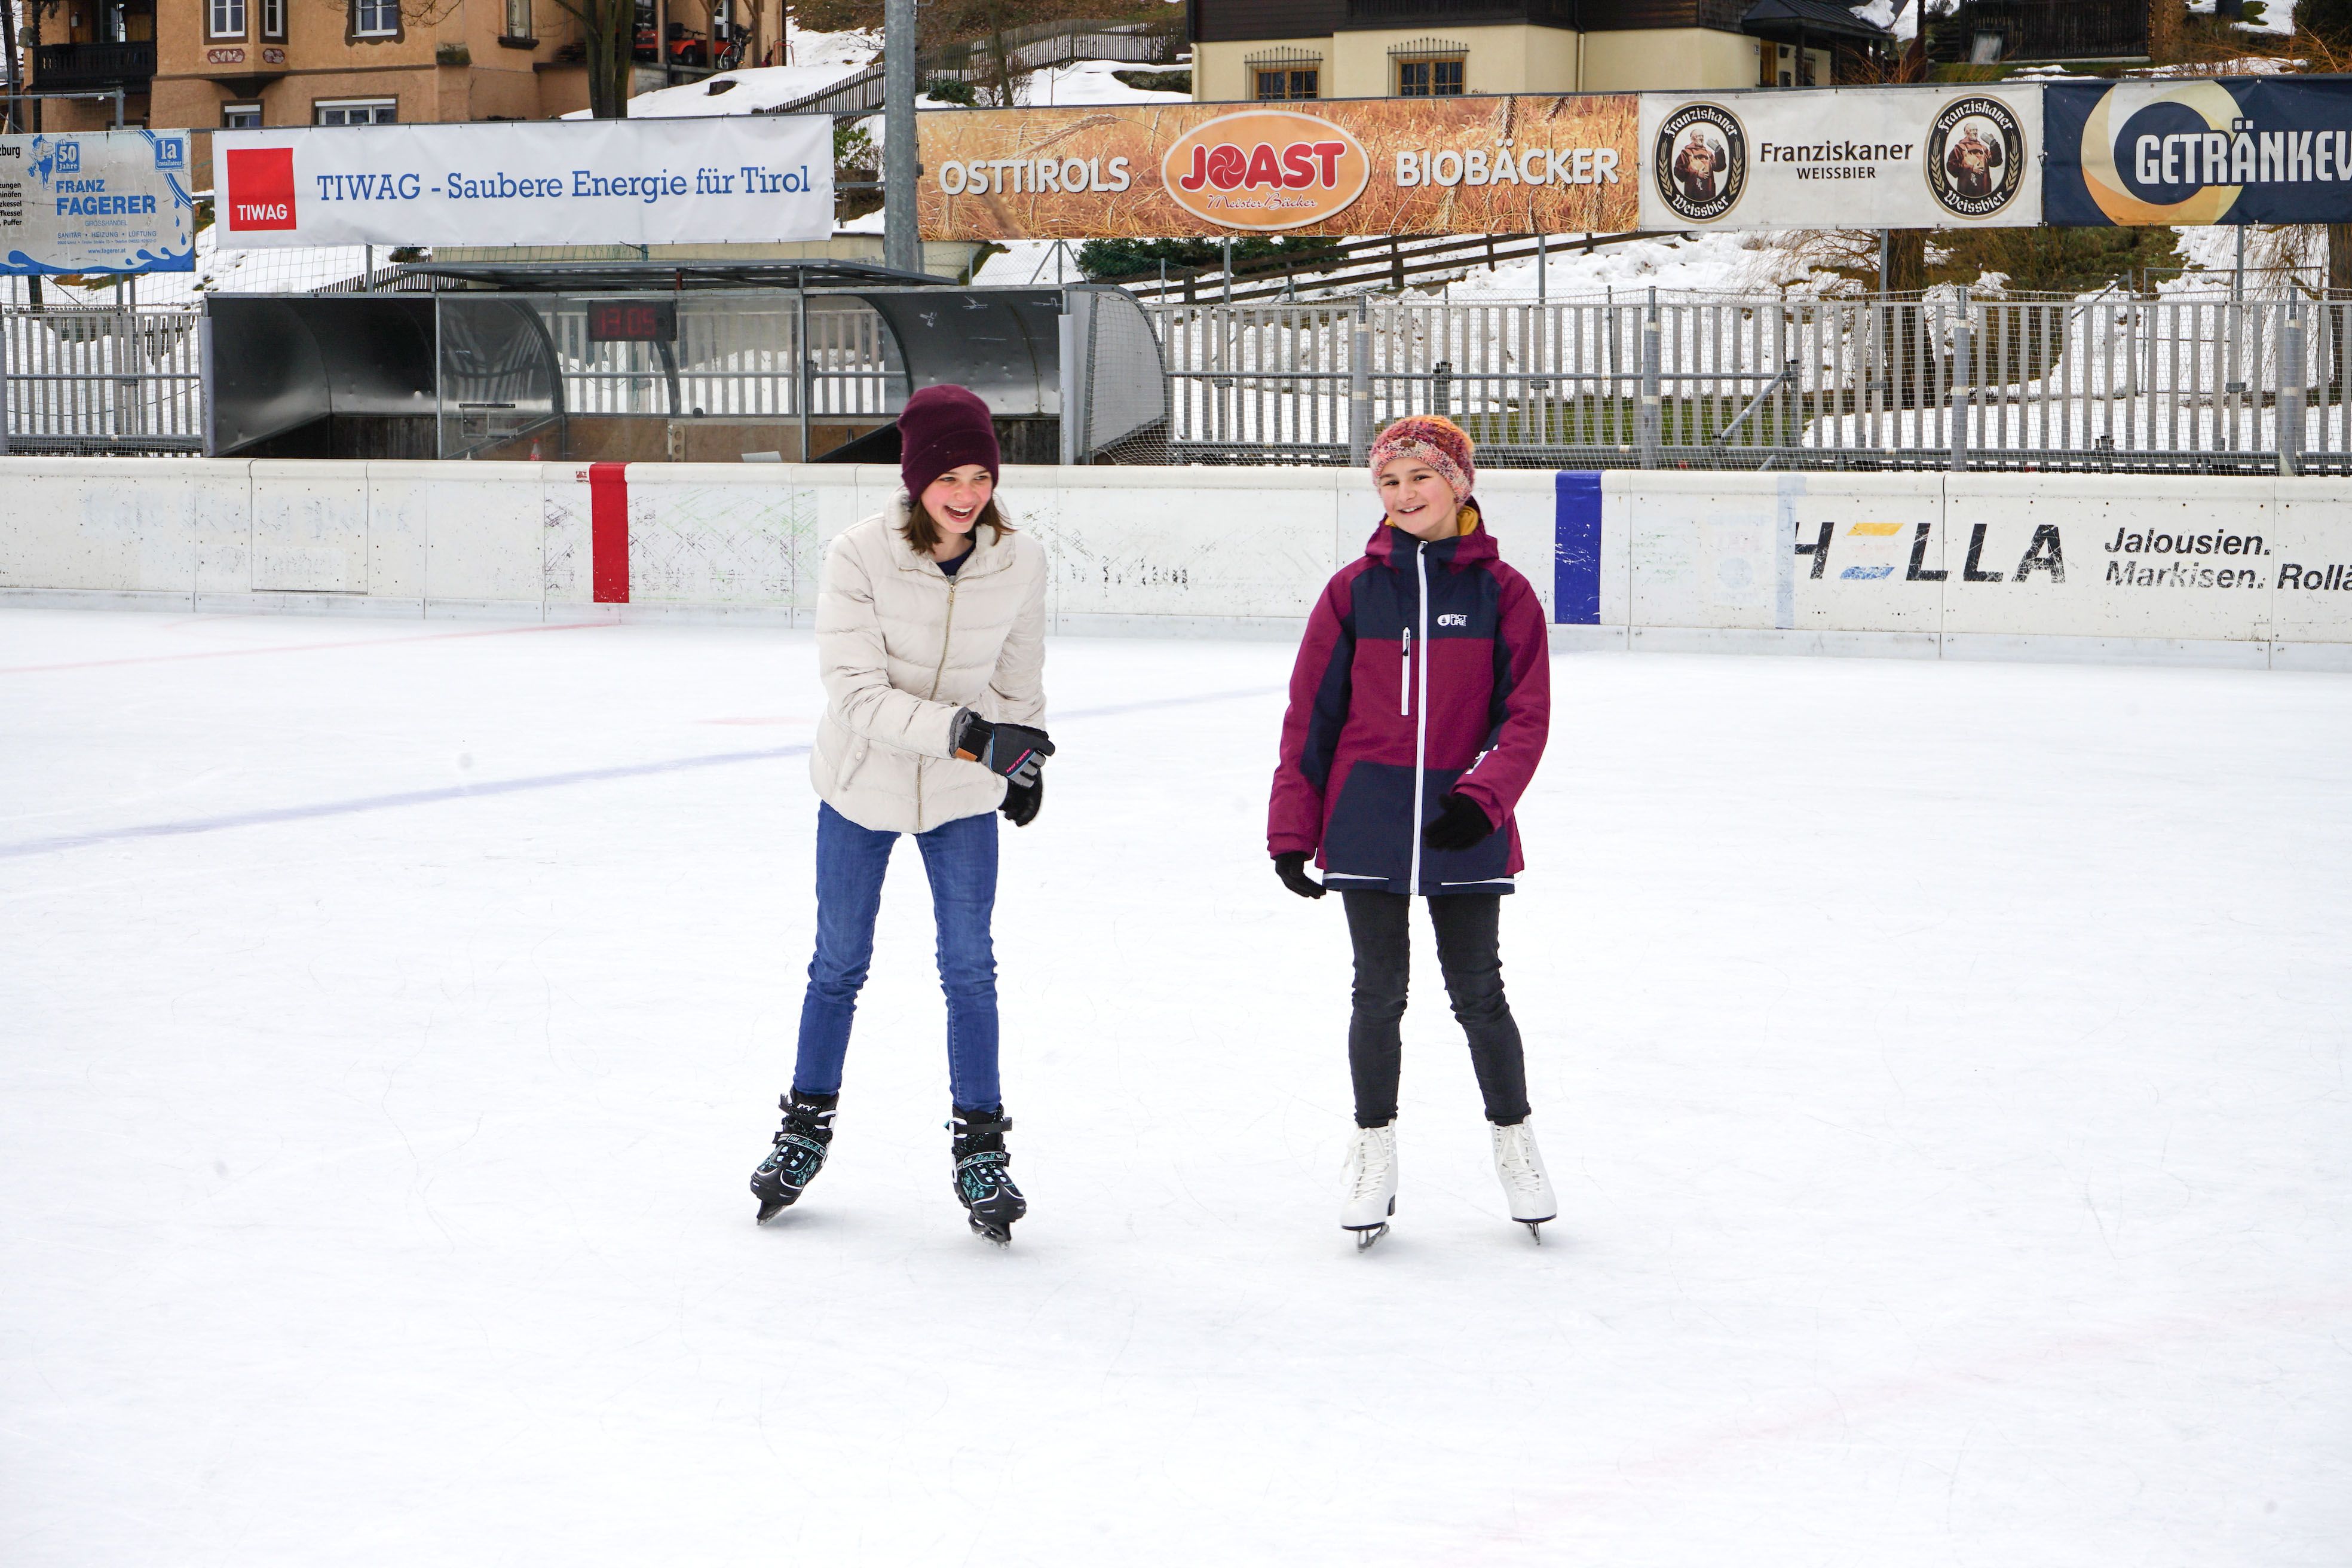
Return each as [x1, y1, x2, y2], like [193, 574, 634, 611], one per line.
[751, 1092, 837, 1223]
[950, 1107, 1027, 1246]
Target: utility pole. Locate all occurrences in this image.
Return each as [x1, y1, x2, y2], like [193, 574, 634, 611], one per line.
[883, 0, 920, 276]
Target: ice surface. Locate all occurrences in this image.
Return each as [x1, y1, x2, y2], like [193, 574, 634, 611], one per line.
[2, 609, 2347, 1566]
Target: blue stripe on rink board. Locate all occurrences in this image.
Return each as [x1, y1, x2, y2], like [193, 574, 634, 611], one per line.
[1554, 470, 1603, 626]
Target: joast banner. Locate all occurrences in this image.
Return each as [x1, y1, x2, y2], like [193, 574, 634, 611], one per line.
[915, 97, 1639, 240]
[1, 130, 196, 276]
[210, 118, 833, 250]
[1638, 87, 2042, 231]
[2045, 78, 2352, 226]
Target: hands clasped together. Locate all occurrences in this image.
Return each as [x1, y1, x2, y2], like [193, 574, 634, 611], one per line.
[952, 708, 1055, 828]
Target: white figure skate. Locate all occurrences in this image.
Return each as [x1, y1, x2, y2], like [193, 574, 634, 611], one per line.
[1342, 1124, 1398, 1250]
[1490, 1119, 1557, 1241]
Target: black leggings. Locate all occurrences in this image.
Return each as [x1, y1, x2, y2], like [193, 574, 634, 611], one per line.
[1340, 890, 1530, 1129]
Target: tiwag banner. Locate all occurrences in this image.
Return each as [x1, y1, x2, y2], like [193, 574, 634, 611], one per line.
[1639, 87, 2042, 231]
[2045, 79, 2352, 225]
[1, 130, 196, 276]
[916, 97, 1639, 240]
[210, 118, 832, 249]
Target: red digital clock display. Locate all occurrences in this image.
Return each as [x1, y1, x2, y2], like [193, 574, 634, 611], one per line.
[587, 301, 678, 344]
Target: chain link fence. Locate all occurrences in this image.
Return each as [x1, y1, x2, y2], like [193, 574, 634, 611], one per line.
[1144, 293, 2352, 475]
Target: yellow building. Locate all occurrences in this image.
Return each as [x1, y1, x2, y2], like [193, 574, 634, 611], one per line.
[1187, 0, 1869, 102]
[21, 0, 784, 159]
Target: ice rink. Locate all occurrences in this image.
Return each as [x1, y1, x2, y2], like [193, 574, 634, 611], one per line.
[4, 607, 2347, 1567]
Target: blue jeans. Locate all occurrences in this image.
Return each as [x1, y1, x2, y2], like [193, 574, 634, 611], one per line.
[794, 801, 1002, 1110]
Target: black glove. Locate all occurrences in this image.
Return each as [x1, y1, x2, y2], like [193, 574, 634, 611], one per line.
[1273, 851, 1325, 900]
[953, 709, 1054, 787]
[1001, 773, 1042, 828]
[1422, 792, 1495, 852]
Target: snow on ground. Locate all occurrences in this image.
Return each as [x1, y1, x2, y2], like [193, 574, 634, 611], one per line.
[2, 608, 2347, 1566]
[559, 26, 878, 117]
[1024, 57, 1193, 106]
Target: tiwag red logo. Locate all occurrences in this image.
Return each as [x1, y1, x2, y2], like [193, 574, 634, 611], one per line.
[1162, 111, 1370, 231]
[224, 147, 297, 231]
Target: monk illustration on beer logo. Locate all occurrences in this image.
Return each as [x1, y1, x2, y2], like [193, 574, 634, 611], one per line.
[1672, 128, 1726, 204]
[1944, 120, 2005, 202]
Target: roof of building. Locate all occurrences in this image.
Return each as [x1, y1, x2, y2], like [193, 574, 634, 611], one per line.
[1740, 0, 1896, 42]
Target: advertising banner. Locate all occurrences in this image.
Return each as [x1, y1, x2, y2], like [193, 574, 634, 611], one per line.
[1638, 87, 2042, 231]
[1, 130, 196, 276]
[2045, 79, 2352, 226]
[915, 97, 1639, 240]
[210, 118, 832, 250]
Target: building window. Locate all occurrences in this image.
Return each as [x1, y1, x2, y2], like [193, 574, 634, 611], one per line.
[1255, 68, 1318, 100]
[222, 102, 263, 128]
[505, 0, 534, 39]
[1395, 58, 1465, 96]
[316, 97, 399, 124]
[351, 0, 400, 38]
[207, 0, 247, 39]
[261, 0, 286, 40]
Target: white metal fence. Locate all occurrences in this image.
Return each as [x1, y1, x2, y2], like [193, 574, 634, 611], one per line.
[13, 292, 2352, 473]
[1147, 293, 2352, 474]
[0, 308, 206, 454]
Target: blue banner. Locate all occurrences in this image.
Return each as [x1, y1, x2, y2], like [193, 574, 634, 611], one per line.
[2046, 78, 2352, 226]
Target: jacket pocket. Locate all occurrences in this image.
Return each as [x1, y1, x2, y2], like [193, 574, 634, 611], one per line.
[1321, 761, 1415, 887]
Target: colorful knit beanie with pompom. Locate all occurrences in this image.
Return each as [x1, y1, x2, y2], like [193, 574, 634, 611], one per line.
[1367, 415, 1475, 503]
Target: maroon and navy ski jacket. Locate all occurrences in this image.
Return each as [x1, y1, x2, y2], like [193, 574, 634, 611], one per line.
[1268, 506, 1551, 897]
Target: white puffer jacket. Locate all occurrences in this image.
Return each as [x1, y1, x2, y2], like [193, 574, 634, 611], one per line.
[810, 497, 1049, 835]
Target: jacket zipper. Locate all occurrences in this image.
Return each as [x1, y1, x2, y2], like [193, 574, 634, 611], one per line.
[917, 574, 960, 833]
[1399, 627, 1412, 716]
[1407, 542, 1430, 898]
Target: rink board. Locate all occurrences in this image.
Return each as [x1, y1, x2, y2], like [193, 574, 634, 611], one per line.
[1, 458, 2348, 666]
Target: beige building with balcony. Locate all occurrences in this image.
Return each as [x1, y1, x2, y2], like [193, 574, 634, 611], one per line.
[1187, 0, 1873, 102]
[22, 0, 785, 170]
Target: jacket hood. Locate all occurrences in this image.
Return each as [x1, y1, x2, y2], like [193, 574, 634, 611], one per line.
[1362, 498, 1497, 570]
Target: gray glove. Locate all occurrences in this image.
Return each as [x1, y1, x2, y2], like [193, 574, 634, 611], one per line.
[952, 709, 1054, 788]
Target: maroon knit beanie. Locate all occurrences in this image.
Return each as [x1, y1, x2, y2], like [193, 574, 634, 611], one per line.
[898, 384, 1000, 502]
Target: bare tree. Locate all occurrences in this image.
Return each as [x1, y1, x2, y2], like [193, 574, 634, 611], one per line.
[3, 0, 22, 134]
[544, 0, 635, 117]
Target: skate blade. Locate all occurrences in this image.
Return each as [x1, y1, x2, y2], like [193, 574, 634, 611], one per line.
[1520, 1218, 1549, 1243]
[1350, 1223, 1389, 1251]
[969, 1215, 1014, 1247]
[755, 1197, 789, 1224]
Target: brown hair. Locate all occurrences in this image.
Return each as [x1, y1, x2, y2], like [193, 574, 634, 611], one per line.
[898, 489, 1015, 555]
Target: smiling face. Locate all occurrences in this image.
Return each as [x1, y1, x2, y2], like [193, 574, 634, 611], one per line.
[1377, 456, 1460, 541]
[920, 465, 993, 547]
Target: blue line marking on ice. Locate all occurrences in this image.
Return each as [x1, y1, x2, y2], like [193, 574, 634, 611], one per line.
[1553, 471, 1602, 626]
[0, 686, 1286, 859]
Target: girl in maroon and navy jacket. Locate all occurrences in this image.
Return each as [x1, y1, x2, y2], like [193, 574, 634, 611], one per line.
[1267, 416, 1557, 1248]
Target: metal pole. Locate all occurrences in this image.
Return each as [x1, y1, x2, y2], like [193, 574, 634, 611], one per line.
[881, 0, 920, 275]
[0, 307, 11, 457]
[1639, 286, 1660, 468]
[1536, 229, 1546, 303]
[1348, 295, 1372, 465]
[111, 88, 123, 127]
[1221, 237, 1232, 304]
[1878, 229, 1890, 298]
[2280, 301, 2305, 477]
[1057, 291, 1081, 466]
[1950, 285, 1972, 473]
[796, 284, 811, 463]
[365, 244, 375, 291]
[2232, 223, 2246, 302]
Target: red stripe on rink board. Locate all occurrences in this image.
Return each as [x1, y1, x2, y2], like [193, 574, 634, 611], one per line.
[589, 463, 630, 604]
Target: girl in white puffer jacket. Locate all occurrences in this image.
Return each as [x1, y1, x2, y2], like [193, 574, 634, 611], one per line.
[749, 385, 1052, 1245]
